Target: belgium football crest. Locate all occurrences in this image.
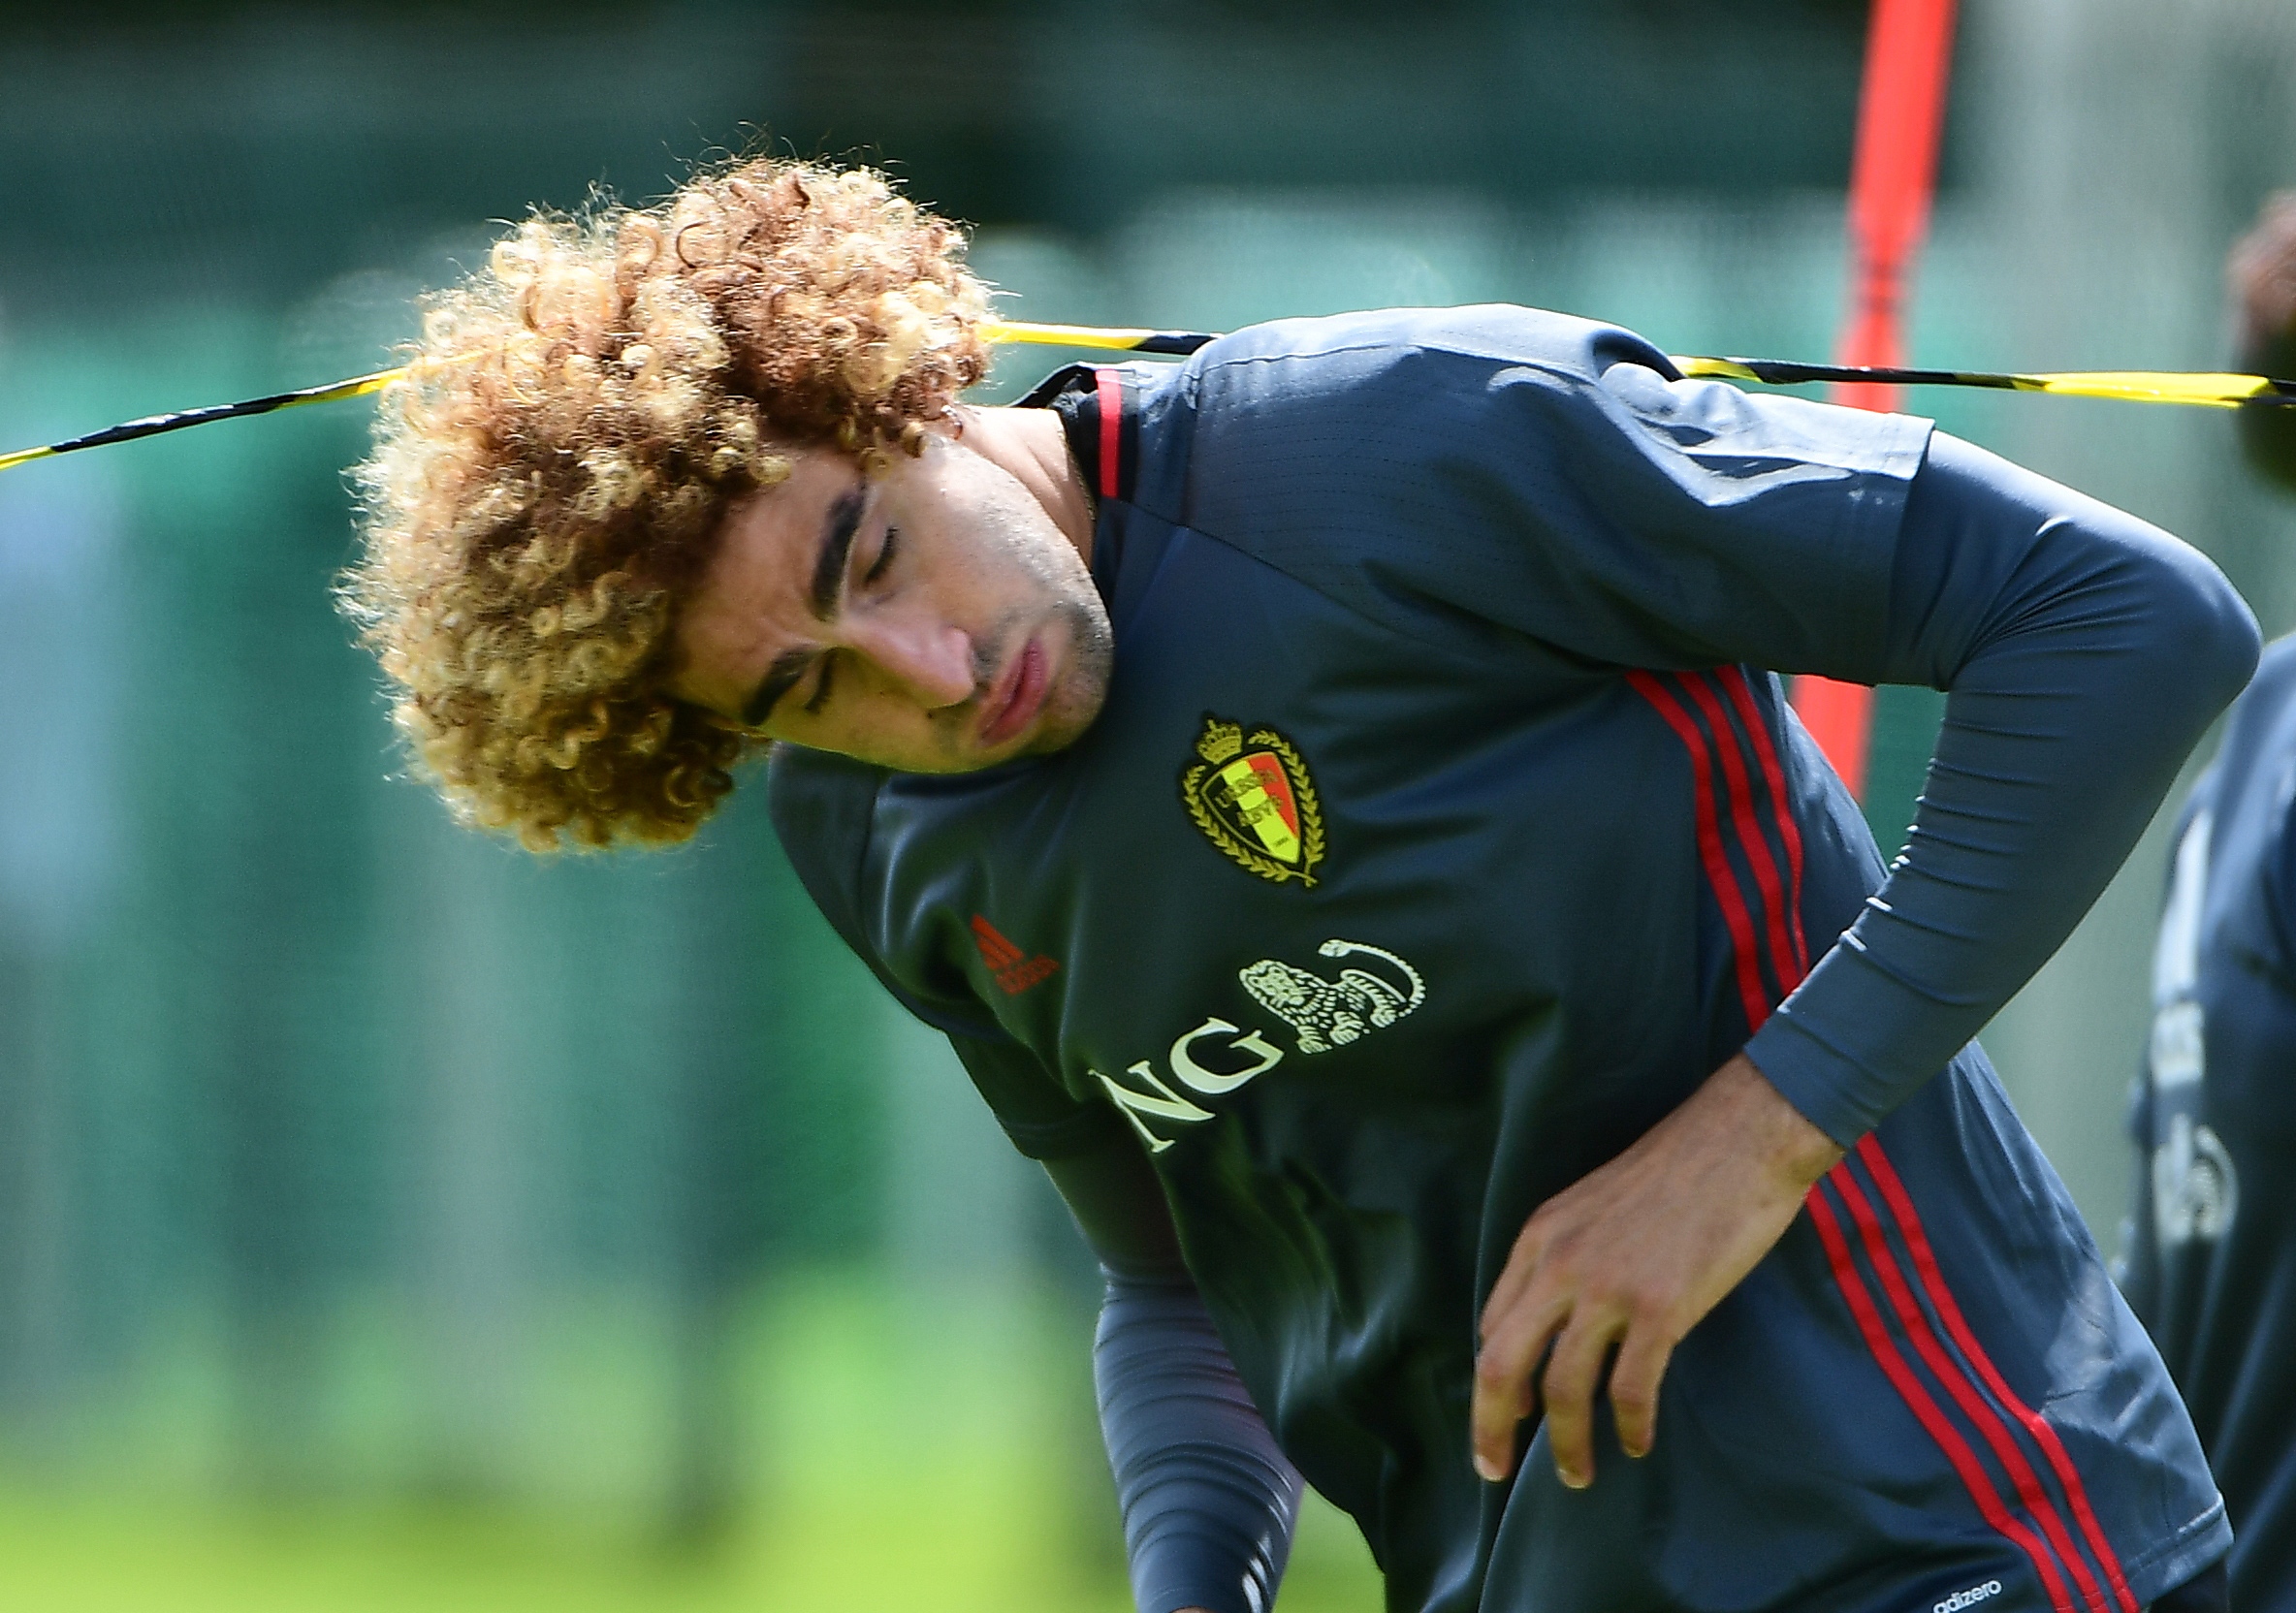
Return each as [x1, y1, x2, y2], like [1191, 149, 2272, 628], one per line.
[1180, 713, 1325, 888]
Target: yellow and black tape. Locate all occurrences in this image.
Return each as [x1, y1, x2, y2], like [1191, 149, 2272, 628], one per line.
[5, 319, 2293, 477]
[1672, 355, 2296, 409]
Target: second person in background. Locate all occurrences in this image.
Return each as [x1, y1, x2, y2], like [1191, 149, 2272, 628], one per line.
[2117, 190, 2296, 1613]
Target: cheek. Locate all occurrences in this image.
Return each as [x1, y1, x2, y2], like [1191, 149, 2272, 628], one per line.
[943, 476, 1077, 593]
[669, 613, 750, 714]
[806, 684, 954, 767]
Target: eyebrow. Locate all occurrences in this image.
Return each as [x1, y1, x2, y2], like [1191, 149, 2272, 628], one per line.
[809, 484, 868, 620]
[742, 648, 814, 728]
[739, 481, 870, 727]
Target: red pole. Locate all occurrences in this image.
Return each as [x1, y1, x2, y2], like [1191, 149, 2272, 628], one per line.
[1793, 0, 1959, 801]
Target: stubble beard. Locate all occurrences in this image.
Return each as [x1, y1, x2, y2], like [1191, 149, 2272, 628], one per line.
[959, 461, 1115, 760]
[1025, 590, 1115, 755]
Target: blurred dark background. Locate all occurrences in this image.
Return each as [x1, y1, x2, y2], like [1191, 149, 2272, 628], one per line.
[0, 3, 2290, 1607]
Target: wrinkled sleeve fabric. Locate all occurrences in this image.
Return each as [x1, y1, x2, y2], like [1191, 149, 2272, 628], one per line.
[1742, 431, 2260, 1142]
[1176, 307, 2260, 1145]
[1090, 1269, 1303, 1613]
[952, 1038, 1302, 1613]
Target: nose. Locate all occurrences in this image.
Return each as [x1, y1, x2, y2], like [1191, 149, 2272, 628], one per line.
[845, 604, 976, 711]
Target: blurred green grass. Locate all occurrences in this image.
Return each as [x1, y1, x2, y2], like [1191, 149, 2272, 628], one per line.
[0, 1272, 1383, 1612]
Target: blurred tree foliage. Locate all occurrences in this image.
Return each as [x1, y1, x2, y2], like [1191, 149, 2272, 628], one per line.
[0, 1, 1880, 323]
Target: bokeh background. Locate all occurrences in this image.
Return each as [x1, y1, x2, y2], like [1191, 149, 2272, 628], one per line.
[1, 1, 2293, 1607]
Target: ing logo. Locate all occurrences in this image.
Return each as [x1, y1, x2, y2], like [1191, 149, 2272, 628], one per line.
[1093, 938, 1423, 1153]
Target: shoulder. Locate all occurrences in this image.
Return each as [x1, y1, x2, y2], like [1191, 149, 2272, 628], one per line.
[766, 744, 1020, 1042]
[1178, 303, 1670, 419]
[1157, 305, 1664, 531]
[766, 744, 887, 949]
[2194, 632, 2296, 936]
[2246, 628, 2296, 706]
[1199, 303, 1655, 366]
[766, 743, 883, 853]
[1167, 303, 1922, 500]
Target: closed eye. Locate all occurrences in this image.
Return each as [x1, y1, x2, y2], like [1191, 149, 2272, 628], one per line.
[861, 523, 900, 587]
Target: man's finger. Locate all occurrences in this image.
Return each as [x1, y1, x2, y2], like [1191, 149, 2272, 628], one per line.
[1537, 1310, 1622, 1490]
[1470, 1286, 1572, 1482]
[1468, 1346, 1536, 1483]
[1478, 1212, 1555, 1342]
[1608, 1330, 1676, 1461]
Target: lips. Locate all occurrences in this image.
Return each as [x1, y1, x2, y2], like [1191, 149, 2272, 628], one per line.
[977, 636, 1047, 750]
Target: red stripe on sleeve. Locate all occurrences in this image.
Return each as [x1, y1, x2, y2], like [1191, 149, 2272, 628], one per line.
[1094, 368, 1122, 502]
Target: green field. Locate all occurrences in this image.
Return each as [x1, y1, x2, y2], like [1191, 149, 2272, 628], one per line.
[0, 1273, 1383, 1612]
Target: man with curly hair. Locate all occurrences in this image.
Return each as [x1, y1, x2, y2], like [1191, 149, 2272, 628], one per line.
[350, 156, 2255, 1613]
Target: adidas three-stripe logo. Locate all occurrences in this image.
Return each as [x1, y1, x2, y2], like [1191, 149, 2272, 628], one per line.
[972, 915, 1060, 996]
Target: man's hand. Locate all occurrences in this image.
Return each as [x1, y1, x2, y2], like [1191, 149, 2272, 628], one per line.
[1471, 1054, 1843, 1490]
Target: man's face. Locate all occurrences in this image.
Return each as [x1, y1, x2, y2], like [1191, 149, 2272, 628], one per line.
[671, 433, 1114, 773]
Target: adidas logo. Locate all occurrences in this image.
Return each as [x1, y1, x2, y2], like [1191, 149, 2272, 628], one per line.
[972, 915, 1060, 996]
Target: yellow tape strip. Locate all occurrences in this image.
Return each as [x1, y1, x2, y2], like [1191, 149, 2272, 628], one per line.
[2, 325, 2284, 480]
[2027, 371, 2271, 408]
[1675, 358, 1767, 383]
[990, 326, 2284, 409]
[979, 320, 1176, 351]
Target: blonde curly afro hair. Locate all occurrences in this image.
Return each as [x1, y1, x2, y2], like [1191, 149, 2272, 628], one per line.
[342, 157, 994, 850]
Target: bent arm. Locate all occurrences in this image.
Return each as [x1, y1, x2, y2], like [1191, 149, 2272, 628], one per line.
[1746, 430, 2260, 1144]
[1038, 1127, 1302, 1613]
[1474, 436, 2256, 1488]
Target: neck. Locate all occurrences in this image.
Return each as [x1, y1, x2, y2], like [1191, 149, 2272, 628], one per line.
[952, 404, 1096, 565]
